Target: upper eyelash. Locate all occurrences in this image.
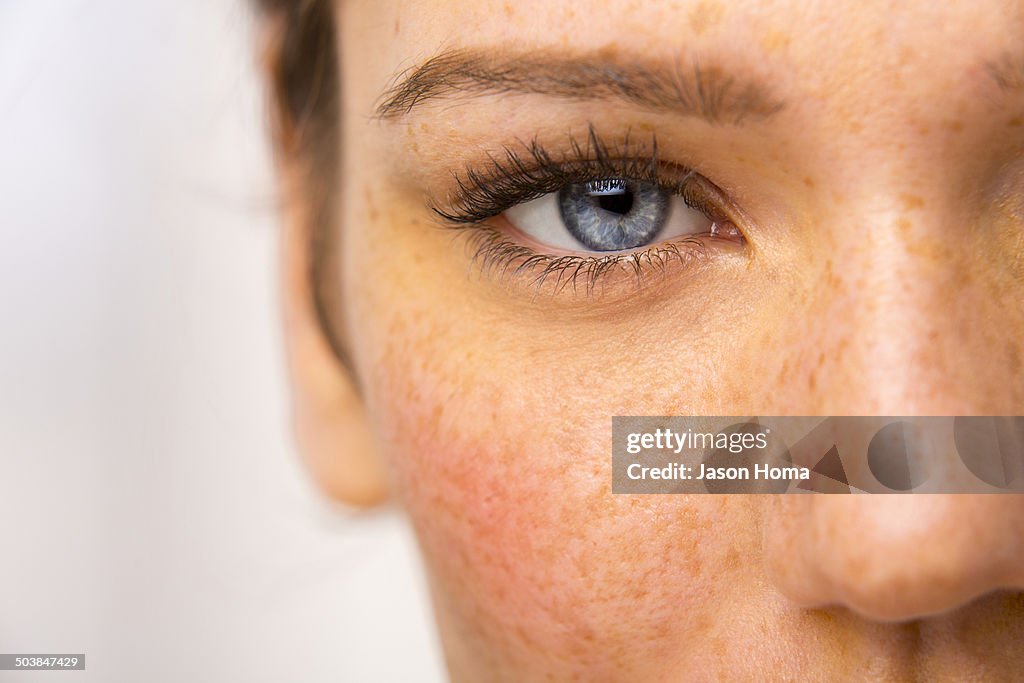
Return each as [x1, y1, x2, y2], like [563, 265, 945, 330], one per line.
[432, 125, 698, 225]
[428, 125, 742, 296]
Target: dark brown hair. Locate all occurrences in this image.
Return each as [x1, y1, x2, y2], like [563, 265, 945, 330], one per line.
[256, 0, 337, 166]
[256, 0, 351, 368]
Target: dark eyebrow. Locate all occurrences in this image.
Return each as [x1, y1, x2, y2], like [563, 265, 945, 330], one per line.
[375, 48, 785, 124]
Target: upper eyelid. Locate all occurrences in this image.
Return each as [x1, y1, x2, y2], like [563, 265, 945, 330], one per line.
[432, 128, 698, 224]
[428, 130, 748, 298]
[435, 156, 689, 225]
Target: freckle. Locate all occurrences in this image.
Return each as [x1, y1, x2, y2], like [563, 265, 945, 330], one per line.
[907, 238, 946, 260]
[817, 351, 826, 368]
[689, 0, 724, 35]
[503, 2, 514, 17]
[824, 259, 839, 287]
[848, 121, 863, 134]
[944, 120, 964, 133]
[1007, 341, 1021, 374]
[900, 194, 925, 210]
[364, 188, 379, 221]
[832, 192, 845, 205]
[916, 123, 930, 136]
[760, 29, 791, 53]
[778, 359, 791, 382]
[393, 18, 399, 34]
[808, 369, 817, 390]
[1009, 117, 1023, 127]
[896, 217, 911, 235]
[429, 402, 443, 431]
[597, 43, 620, 60]
[803, 176, 815, 188]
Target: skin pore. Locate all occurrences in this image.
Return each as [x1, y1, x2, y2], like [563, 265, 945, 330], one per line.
[272, 0, 1024, 680]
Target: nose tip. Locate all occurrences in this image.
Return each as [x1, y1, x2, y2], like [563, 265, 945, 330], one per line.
[764, 496, 1024, 622]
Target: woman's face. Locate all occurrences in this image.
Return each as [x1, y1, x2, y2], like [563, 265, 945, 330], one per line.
[284, 0, 1024, 679]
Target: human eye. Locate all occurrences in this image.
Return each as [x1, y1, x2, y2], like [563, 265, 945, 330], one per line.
[431, 127, 747, 295]
[506, 177, 725, 252]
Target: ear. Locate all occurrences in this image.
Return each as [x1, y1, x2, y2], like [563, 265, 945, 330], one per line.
[278, 164, 391, 508]
[261, 15, 390, 508]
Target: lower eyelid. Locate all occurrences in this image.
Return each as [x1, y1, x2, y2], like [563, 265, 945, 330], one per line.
[425, 130, 751, 295]
[460, 224, 738, 300]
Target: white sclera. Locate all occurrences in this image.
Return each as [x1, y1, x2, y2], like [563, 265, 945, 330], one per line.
[504, 191, 713, 253]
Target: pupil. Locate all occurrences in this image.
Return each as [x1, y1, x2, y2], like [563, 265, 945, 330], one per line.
[557, 178, 667, 252]
[595, 190, 633, 215]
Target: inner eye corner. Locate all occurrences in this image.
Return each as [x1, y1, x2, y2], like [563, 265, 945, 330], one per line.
[438, 137, 759, 294]
[682, 174, 752, 238]
[708, 216, 749, 245]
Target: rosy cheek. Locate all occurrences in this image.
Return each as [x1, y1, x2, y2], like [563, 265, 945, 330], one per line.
[346, 203, 751, 671]
[363, 323, 743, 675]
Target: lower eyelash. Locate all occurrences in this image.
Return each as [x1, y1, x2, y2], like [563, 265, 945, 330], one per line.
[430, 126, 746, 294]
[461, 225, 717, 295]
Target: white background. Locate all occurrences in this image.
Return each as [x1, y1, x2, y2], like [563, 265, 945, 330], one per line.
[0, 2, 445, 681]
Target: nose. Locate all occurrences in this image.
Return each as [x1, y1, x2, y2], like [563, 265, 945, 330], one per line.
[761, 192, 1024, 622]
[764, 495, 1024, 621]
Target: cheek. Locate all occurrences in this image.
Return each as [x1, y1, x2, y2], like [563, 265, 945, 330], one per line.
[354, 284, 750, 675]
[340, 181, 770, 673]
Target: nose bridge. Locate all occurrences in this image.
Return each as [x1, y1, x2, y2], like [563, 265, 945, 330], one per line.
[806, 187, 996, 415]
[762, 185, 1024, 623]
[749, 2, 1024, 629]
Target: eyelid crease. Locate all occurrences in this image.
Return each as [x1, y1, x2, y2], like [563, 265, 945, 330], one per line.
[424, 124, 748, 298]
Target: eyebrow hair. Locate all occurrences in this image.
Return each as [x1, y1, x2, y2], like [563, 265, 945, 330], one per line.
[375, 48, 785, 124]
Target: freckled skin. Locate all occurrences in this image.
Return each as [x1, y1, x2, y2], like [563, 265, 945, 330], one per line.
[689, 0, 725, 35]
[297, 0, 1024, 680]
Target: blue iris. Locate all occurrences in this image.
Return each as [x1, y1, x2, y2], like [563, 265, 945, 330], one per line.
[557, 179, 669, 251]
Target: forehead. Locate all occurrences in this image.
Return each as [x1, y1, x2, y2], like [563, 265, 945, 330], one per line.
[342, 0, 1024, 115]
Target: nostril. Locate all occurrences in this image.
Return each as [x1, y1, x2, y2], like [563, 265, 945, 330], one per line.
[763, 495, 1024, 623]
